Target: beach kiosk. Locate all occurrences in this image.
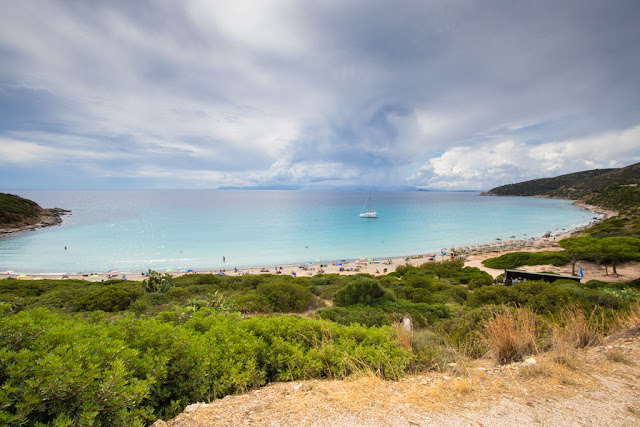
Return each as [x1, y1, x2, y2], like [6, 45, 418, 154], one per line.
[503, 269, 582, 286]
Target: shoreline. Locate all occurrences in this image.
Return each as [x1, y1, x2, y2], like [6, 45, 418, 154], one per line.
[0, 208, 70, 235]
[1, 203, 616, 283]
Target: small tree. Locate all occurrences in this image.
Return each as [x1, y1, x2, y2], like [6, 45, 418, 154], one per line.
[599, 237, 640, 276]
[558, 236, 600, 276]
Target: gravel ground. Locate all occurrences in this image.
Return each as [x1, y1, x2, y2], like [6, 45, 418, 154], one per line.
[155, 328, 640, 427]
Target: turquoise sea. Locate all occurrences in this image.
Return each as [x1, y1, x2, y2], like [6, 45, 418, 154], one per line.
[0, 190, 599, 274]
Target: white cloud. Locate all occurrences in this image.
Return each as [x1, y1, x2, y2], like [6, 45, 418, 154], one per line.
[411, 125, 640, 190]
[0, 135, 129, 165]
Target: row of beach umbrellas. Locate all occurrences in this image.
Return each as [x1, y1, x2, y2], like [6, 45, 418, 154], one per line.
[448, 239, 535, 254]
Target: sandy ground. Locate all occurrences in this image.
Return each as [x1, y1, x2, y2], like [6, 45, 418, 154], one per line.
[156, 327, 640, 427]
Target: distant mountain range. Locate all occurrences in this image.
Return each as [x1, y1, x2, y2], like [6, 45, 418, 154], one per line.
[481, 162, 640, 212]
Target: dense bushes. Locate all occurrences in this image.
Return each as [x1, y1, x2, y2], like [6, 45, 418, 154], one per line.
[334, 277, 386, 306]
[76, 285, 142, 312]
[233, 278, 315, 313]
[319, 301, 449, 328]
[467, 281, 573, 312]
[256, 281, 314, 312]
[0, 306, 411, 425]
[2, 254, 639, 426]
[0, 308, 153, 426]
[392, 260, 493, 289]
[482, 251, 570, 269]
[318, 306, 390, 327]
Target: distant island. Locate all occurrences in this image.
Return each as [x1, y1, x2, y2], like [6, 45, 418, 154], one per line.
[0, 193, 70, 234]
[481, 161, 640, 212]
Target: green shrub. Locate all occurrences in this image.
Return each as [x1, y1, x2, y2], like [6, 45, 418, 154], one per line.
[482, 251, 570, 269]
[142, 271, 175, 293]
[438, 306, 495, 358]
[233, 292, 272, 313]
[392, 286, 434, 303]
[0, 309, 153, 425]
[32, 284, 97, 312]
[165, 287, 192, 302]
[318, 306, 390, 327]
[76, 285, 142, 312]
[466, 281, 572, 313]
[256, 280, 314, 312]
[410, 329, 460, 371]
[242, 315, 411, 380]
[334, 277, 386, 306]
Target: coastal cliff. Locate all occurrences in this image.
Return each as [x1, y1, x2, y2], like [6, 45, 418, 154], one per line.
[0, 193, 70, 234]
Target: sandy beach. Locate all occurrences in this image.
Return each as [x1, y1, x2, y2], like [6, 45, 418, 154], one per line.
[3, 203, 632, 285]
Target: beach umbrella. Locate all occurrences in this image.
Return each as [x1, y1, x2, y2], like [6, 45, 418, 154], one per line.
[186, 269, 193, 273]
[368, 258, 373, 261]
[337, 263, 342, 266]
[109, 269, 118, 273]
[166, 268, 174, 272]
[18, 274, 27, 279]
[360, 257, 366, 260]
[3, 270, 13, 274]
[91, 274, 99, 278]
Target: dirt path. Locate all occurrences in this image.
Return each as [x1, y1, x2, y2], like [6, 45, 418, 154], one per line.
[156, 329, 640, 426]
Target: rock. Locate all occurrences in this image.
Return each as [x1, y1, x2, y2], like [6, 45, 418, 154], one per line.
[184, 402, 209, 413]
[151, 421, 167, 427]
[524, 357, 537, 365]
[402, 317, 413, 333]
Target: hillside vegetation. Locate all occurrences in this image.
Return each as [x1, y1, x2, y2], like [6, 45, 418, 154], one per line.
[2, 258, 640, 425]
[0, 193, 69, 232]
[0, 193, 43, 226]
[481, 162, 640, 212]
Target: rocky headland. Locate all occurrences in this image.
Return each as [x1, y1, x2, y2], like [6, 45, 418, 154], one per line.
[0, 193, 70, 234]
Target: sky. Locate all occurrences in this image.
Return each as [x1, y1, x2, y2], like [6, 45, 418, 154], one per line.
[1, 0, 639, 191]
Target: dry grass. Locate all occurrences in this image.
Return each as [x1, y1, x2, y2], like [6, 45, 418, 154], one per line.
[604, 347, 633, 365]
[550, 327, 580, 368]
[518, 360, 585, 387]
[481, 306, 541, 364]
[619, 303, 640, 329]
[393, 321, 413, 349]
[553, 303, 604, 349]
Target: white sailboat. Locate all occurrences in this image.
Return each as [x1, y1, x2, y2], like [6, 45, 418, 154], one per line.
[359, 193, 377, 218]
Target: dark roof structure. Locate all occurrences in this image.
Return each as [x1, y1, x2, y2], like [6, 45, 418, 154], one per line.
[504, 269, 581, 284]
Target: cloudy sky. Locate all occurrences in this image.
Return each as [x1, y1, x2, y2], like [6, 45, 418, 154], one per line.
[1, 0, 639, 190]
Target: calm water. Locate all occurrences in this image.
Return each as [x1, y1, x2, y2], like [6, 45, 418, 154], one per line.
[0, 190, 599, 274]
